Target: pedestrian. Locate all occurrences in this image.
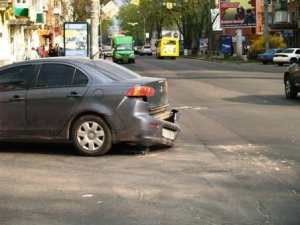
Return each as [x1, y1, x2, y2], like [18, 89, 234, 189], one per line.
[29, 47, 40, 60]
[22, 47, 30, 60]
[48, 45, 58, 57]
[40, 46, 47, 58]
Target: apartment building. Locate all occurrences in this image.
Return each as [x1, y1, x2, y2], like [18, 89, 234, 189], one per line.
[269, 0, 300, 47]
[0, 0, 62, 65]
[220, 0, 300, 49]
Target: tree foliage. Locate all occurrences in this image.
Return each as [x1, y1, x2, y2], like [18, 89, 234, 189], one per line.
[251, 35, 287, 53]
[118, 0, 214, 49]
[60, 0, 113, 40]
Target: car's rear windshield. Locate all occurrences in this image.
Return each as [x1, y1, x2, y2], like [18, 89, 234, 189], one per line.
[87, 60, 141, 81]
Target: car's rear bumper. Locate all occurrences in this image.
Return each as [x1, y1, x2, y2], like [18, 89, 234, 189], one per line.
[109, 100, 181, 146]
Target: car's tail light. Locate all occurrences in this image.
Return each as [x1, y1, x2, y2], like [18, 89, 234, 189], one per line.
[126, 86, 155, 97]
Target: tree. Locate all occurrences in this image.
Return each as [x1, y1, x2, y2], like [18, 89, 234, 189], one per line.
[250, 34, 287, 57]
[60, 0, 113, 41]
[118, 0, 214, 51]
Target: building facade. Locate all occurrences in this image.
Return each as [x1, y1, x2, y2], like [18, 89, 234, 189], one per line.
[0, 0, 62, 66]
[220, 0, 300, 50]
[269, 0, 300, 47]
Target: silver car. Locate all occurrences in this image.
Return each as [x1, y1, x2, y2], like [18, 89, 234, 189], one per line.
[0, 57, 180, 156]
[139, 45, 153, 56]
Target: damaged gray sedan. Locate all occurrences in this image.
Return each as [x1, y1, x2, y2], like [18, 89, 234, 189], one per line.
[0, 57, 180, 156]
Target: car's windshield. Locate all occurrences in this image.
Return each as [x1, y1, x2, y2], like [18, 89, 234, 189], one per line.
[116, 44, 132, 51]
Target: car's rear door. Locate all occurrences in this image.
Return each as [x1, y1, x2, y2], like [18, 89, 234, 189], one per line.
[0, 64, 34, 136]
[25, 63, 89, 137]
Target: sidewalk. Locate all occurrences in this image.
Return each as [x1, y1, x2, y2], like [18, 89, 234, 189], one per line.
[181, 54, 256, 64]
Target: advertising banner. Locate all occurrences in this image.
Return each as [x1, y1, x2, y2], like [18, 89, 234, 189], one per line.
[220, 35, 233, 55]
[220, 0, 256, 28]
[210, 8, 222, 31]
[64, 22, 89, 57]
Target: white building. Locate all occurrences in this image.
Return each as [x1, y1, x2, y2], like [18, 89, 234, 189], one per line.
[0, 0, 63, 66]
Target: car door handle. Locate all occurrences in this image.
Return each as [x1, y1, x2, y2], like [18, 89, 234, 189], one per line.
[10, 95, 25, 101]
[67, 92, 82, 98]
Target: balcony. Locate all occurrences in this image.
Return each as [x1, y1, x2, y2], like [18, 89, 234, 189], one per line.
[275, 11, 288, 23]
[53, 7, 61, 15]
[275, 1, 287, 11]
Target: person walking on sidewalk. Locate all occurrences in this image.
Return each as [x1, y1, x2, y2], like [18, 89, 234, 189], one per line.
[29, 47, 40, 60]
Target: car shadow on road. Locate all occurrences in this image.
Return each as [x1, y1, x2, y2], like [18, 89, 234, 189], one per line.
[0, 141, 170, 157]
[223, 95, 300, 106]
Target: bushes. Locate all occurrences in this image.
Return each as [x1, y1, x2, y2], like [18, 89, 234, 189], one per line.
[249, 35, 287, 58]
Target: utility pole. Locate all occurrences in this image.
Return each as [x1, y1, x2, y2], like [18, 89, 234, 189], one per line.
[90, 0, 100, 58]
[263, 0, 269, 51]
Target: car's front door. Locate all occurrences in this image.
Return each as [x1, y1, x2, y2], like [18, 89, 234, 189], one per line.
[0, 65, 33, 136]
[26, 63, 89, 137]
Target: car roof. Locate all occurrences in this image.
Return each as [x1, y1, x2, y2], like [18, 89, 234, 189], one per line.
[0, 57, 142, 81]
[1, 57, 110, 69]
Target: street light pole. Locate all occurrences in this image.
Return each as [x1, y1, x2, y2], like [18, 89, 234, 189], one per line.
[143, 17, 146, 44]
[90, 0, 99, 58]
[263, 0, 269, 51]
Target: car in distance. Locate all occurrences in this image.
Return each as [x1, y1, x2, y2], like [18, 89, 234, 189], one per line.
[257, 48, 284, 64]
[100, 45, 113, 59]
[139, 45, 153, 56]
[284, 58, 300, 99]
[273, 48, 300, 66]
[0, 57, 181, 156]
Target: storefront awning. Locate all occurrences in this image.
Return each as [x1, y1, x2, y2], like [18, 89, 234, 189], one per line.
[37, 30, 50, 36]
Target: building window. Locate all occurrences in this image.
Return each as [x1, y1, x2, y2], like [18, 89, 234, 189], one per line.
[16, 0, 27, 4]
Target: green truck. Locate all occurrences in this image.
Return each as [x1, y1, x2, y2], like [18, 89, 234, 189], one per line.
[112, 36, 135, 63]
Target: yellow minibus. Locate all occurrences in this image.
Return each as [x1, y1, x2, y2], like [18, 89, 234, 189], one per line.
[155, 37, 179, 59]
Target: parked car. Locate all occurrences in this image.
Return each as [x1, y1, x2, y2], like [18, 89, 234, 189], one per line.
[139, 45, 153, 56]
[100, 45, 113, 59]
[283, 58, 300, 99]
[0, 57, 181, 156]
[133, 45, 141, 54]
[273, 48, 300, 66]
[257, 48, 284, 64]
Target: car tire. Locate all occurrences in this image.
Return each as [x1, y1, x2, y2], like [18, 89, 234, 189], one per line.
[290, 58, 297, 64]
[262, 61, 267, 65]
[285, 76, 298, 99]
[72, 115, 112, 156]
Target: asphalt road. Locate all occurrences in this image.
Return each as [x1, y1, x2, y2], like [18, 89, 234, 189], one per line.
[0, 56, 299, 225]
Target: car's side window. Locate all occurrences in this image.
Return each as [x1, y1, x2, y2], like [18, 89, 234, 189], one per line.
[37, 64, 75, 87]
[0, 65, 33, 91]
[73, 69, 88, 86]
[296, 50, 300, 54]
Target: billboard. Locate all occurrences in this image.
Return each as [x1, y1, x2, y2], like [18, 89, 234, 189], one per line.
[220, 35, 233, 55]
[64, 22, 89, 57]
[220, 0, 256, 28]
